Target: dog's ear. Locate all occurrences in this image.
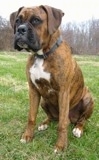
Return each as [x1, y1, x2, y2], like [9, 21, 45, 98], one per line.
[41, 5, 64, 35]
[10, 11, 17, 29]
[10, 7, 24, 31]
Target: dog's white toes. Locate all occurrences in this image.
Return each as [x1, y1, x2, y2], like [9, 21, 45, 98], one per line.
[72, 128, 82, 138]
[54, 148, 58, 153]
[38, 124, 48, 131]
[20, 138, 27, 143]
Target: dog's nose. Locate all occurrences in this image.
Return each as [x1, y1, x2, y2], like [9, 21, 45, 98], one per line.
[17, 25, 27, 35]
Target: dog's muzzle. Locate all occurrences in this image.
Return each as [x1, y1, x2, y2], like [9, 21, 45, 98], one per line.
[14, 23, 41, 52]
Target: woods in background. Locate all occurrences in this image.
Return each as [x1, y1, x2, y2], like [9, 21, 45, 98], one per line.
[62, 19, 99, 54]
[0, 16, 99, 54]
[0, 16, 14, 51]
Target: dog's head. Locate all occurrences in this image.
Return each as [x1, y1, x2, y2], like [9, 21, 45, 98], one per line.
[10, 5, 64, 52]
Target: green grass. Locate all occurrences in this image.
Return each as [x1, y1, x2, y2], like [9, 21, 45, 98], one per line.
[0, 52, 99, 160]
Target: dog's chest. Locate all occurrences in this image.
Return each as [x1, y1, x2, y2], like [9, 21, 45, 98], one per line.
[30, 58, 50, 87]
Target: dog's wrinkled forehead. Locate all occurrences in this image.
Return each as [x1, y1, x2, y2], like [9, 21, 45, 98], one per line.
[18, 6, 46, 20]
[10, 5, 64, 35]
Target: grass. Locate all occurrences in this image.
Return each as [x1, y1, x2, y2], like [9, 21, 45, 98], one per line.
[0, 52, 99, 160]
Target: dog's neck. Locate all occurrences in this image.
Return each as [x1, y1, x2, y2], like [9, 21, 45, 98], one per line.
[34, 30, 62, 59]
[43, 30, 61, 52]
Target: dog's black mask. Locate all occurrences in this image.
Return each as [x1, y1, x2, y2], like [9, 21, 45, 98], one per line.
[14, 22, 41, 52]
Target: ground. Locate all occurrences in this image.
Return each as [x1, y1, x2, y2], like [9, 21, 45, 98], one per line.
[0, 52, 99, 160]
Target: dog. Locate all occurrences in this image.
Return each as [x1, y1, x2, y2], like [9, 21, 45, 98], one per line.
[10, 5, 94, 152]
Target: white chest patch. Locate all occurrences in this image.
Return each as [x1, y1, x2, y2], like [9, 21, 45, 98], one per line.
[30, 58, 50, 87]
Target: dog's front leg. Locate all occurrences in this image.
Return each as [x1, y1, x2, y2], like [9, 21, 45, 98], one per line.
[20, 86, 40, 143]
[55, 88, 69, 152]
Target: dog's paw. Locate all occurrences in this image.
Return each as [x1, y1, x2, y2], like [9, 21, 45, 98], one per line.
[54, 148, 58, 153]
[20, 138, 27, 143]
[38, 124, 48, 131]
[20, 130, 34, 143]
[54, 145, 65, 153]
[20, 135, 33, 143]
[72, 127, 82, 138]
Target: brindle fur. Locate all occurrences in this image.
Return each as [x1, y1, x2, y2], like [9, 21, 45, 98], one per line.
[10, 5, 94, 151]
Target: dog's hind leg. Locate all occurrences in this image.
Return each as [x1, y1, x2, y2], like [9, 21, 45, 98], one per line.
[38, 100, 59, 131]
[72, 87, 94, 138]
[38, 101, 51, 131]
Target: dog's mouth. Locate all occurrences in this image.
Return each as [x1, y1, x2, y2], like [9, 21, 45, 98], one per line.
[14, 25, 41, 52]
[14, 35, 41, 52]
[17, 39, 28, 49]
[14, 36, 28, 51]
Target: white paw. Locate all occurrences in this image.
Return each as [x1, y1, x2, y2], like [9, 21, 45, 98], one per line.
[72, 128, 82, 138]
[38, 124, 48, 131]
[54, 148, 58, 153]
[20, 138, 26, 143]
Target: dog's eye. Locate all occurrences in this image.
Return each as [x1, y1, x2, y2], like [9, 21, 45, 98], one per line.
[31, 17, 42, 26]
[15, 18, 21, 25]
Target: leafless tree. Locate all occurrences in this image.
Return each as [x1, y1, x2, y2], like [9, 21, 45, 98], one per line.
[0, 16, 14, 51]
[61, 19, 99, 55]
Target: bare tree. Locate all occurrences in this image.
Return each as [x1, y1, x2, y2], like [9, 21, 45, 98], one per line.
[61, 19, 99, 55]
[0, 16, 14, 51]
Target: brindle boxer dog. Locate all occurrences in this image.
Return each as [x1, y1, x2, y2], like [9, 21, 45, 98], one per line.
[10, 5, 94, 152]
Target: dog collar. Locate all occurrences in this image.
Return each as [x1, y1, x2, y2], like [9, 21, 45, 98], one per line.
[34, 37, 62, 59]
